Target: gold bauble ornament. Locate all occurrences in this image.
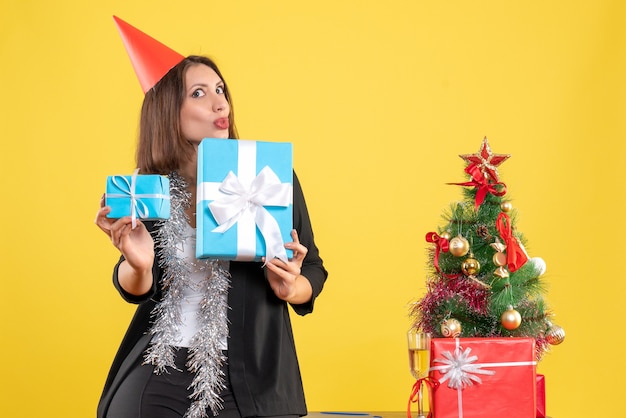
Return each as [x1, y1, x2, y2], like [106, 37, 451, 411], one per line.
[440, 231, 452, 241]
[441, 318, 462, 338]
[501, 201, 513, 212]
[449, 236, 470, 257]
[545, 322, 566, 345]
[461, 256, 481, 276]
[501, 305, 522, 330]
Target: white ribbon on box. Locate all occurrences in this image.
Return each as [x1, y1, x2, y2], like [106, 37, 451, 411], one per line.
[198, 141, 292, 263]
[430, 338, 536, 418]
[107, 168, 170, 229]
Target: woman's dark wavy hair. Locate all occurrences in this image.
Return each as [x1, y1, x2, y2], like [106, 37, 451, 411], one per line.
[136, 55, 238, 174]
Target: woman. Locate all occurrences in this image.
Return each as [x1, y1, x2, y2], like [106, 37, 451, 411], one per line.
[95, 52, 327, 418]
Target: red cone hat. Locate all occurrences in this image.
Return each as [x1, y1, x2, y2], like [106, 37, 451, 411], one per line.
[113, 16, 185, 94]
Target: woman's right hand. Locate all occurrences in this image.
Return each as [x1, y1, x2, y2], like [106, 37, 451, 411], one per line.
[94, 195, 155, 274]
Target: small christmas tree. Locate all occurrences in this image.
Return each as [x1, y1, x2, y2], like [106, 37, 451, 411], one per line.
[411, 138, 564, 360]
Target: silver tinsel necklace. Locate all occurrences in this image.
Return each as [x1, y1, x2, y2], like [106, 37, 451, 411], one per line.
[143, 171, 231, 418]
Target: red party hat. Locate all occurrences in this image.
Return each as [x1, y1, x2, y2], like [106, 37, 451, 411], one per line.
[113, 16, 185, 94]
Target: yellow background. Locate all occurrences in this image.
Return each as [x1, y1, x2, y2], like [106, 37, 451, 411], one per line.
[1, 1, 624, 417]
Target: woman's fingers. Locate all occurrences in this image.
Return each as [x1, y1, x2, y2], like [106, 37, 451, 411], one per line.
[110, 217, 136, 248]
[95, 202, 134, 248]
[286, 243, 307, 263]
[95, 195, 119, 236]
[285, 229, 308, 263]
[113, 222, 129, 248]
[266, 255, 301, 278]
[95, 196, 155, 271]
[95, 206, 113, 236]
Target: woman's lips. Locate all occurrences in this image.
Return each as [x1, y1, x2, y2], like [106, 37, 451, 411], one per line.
[214, 118, 229, 130]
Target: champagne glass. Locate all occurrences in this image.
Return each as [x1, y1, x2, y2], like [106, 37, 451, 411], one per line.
[407, 330, 431, 418]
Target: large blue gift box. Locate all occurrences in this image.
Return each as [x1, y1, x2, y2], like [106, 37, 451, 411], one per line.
[105, 170, 170, 222]
[196, 138, 293, 262]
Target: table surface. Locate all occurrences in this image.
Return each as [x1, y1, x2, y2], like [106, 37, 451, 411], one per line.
[307, 413, 551, 418]
[307, 413, 403, 418]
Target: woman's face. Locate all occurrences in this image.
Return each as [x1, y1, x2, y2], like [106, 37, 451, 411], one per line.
[180, 64, 230, 143]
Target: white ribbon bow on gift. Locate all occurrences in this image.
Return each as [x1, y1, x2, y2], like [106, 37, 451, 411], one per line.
[208, 166, 291, 263]
[430, 346, 496, 390]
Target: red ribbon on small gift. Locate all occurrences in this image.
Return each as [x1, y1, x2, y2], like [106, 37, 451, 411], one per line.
[496, 212, 528, 273]
[407, 377, 439, 418]
[449, 164, 507, 210]
[425, 232, 449, 273]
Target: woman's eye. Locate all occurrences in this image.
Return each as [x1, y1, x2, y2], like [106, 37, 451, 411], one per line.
[216, 86, 225, 94]
[192, 89, 205, 98]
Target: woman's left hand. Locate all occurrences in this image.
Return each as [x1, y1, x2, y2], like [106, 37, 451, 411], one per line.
[264, 229, 312, 304]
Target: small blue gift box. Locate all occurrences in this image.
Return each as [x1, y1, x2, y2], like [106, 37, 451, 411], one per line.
[196, 138, 293, 262]
[105, 170, 170, 223]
